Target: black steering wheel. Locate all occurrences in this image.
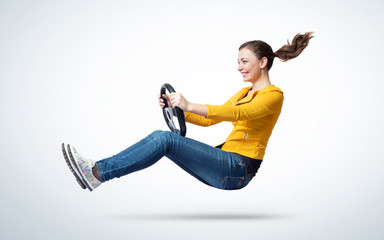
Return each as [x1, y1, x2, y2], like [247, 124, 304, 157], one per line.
[160, 83, 187, 137]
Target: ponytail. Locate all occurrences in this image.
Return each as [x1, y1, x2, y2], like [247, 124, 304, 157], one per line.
[275, 32, 314, 62]
[239, 32, 314, 71]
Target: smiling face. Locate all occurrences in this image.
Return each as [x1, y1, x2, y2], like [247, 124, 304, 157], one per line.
[237, 47, 264, 83]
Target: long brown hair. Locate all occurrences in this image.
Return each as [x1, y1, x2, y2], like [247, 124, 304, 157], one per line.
[239, 32, 314, 70]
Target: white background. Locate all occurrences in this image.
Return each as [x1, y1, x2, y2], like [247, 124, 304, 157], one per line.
[1, 0, 383, 239]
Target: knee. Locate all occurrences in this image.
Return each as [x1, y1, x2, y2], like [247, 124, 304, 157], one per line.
[151, 130, 164, 135]
[152, 130, 180, 146]
[146, 130, 169, 140]
[142, 130, 166, 143]
[156, 130, 175, 140]
[147, 130, 167, 138]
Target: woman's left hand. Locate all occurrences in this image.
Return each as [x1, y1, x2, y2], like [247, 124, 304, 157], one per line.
[169, 92, 190, 111]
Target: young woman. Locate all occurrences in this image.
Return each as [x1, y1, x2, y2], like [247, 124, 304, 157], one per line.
[62, 32, 314, 191]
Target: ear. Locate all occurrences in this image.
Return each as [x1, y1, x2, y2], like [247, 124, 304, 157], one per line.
[260, 57, 268, 69]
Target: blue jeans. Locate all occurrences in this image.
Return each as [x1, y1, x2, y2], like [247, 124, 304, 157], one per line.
[95, 130, 259, 190]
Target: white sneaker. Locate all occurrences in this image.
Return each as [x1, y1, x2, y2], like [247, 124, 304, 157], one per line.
[67, 144, 102, 191]
[61, 143, 86, 189]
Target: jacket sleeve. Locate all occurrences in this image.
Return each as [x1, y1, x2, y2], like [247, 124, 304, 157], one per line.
[185, 98, 232, 127]
[206, 91, 284, 122]
[185, 112, 221, 127]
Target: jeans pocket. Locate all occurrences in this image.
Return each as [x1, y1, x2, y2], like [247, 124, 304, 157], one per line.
[220, 176, 245, 190]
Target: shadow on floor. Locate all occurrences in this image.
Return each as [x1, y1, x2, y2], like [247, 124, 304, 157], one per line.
[107, 213, 293, 221]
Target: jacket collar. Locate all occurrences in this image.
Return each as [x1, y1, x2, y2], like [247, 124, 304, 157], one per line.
[236, 85, 274, 105]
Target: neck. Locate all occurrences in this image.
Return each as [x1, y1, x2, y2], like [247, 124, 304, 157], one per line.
[251, 70, 271, 91]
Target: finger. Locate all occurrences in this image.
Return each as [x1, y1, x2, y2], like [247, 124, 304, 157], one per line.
[162, 94, 170, 100]
[170, 98, 178, 107]
[170, 92, 179, 100]
[161, 94, 172, 107]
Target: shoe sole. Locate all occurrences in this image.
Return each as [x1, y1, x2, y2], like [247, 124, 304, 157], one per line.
[61, 143, 86, 189]
[67, 144, 94, 191]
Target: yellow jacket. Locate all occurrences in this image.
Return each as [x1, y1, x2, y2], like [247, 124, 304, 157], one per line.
[185, 84, 284, 160]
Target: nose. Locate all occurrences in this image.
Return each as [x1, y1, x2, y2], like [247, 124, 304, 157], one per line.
[237, 63, 243, 72]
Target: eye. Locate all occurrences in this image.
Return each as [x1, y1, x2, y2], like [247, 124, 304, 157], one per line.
[242, 60, 248, 64]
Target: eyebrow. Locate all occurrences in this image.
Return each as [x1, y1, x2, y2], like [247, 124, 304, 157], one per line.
[237, 57, 248, 61]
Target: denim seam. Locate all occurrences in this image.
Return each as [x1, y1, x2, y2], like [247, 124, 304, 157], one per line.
[101, 131, 169, 178]
[220, 177, 228, 189]
[220, 176, 245, 190]
[100, 138, 163, 177]
[235, 154, 248, 176]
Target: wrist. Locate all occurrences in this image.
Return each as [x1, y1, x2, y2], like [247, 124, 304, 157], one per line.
[186, 102, 194, 112]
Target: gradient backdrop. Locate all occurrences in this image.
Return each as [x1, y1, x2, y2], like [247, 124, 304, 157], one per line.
[1, 0, 383, 239]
